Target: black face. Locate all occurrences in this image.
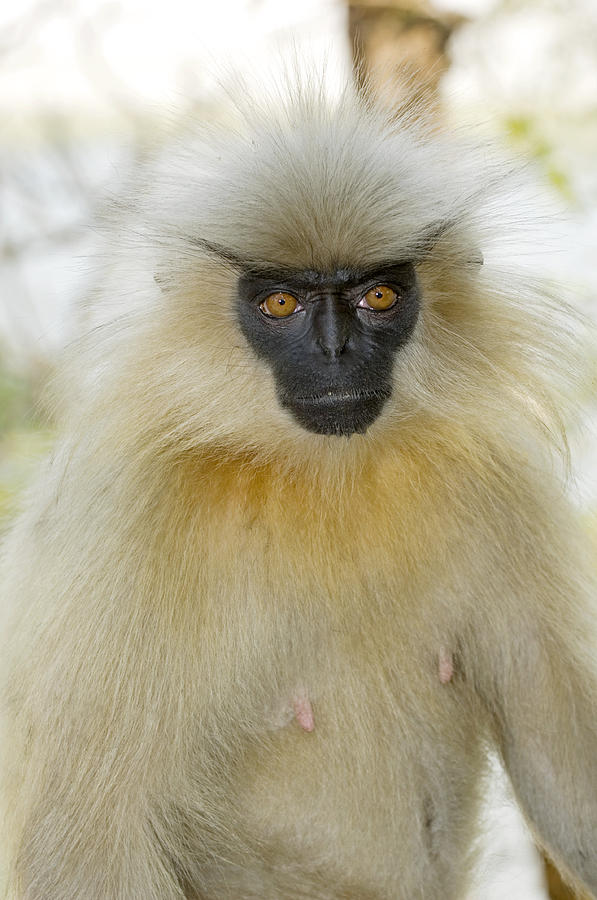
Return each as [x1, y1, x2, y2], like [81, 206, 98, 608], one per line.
[236, 263, 420, 436]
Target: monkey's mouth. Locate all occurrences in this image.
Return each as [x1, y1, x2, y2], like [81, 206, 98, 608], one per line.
[281, 389, 391, 436]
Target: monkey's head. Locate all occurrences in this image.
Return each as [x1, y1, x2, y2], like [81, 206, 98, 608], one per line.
[95, 80, 570, 465]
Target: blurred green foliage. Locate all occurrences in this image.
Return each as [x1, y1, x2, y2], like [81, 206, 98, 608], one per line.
[0, 365, 37, 433]
[504, 115, 574, 202]
[0, 357, 52, 530]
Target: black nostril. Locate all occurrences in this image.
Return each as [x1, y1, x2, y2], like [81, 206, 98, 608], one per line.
[316, 336, 349, 358]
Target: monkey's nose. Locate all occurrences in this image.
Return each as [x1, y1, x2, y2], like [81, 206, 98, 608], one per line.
[315, 334, 349, 358]
[312, 296, 352, 359]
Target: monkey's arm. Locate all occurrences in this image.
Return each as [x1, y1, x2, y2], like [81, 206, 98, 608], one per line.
[0, 456, 202, 900]
[466, 527, 597, 897]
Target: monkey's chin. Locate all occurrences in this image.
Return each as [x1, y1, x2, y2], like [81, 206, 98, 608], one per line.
[282, 391, 390, 437]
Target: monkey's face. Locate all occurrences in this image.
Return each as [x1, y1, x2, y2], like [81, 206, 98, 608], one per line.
[236, 263, 420, 436]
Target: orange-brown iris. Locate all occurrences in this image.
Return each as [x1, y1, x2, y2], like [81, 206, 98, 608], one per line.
[363, 285, 397, 311]
[260, 292, 299, 318]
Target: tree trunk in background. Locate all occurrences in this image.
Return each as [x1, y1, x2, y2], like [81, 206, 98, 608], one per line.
[345, 4, 589, 899]
[347, 0, 465, 117]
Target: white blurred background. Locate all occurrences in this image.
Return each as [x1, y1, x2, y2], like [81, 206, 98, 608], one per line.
[1, 1, 596, 897]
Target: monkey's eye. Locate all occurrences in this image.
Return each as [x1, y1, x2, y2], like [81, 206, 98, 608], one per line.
[359, 285, 398, 311]
[260, 292, 300, 318]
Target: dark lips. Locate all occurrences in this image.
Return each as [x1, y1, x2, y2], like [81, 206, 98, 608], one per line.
[282, 390, 391, 436]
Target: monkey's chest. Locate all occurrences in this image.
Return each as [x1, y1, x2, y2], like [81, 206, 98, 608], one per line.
[201, 639, 485, 900]
[192, 502, 489, 897]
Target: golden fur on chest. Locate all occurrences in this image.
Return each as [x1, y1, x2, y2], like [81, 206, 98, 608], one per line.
[156, 447, 489, 898]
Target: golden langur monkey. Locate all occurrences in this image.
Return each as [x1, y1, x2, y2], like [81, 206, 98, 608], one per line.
[1, 78, 597, 900]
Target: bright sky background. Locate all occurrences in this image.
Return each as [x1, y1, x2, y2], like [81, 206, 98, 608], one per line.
[3, 0, 594, 122]
[0, 0, 350, 119]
